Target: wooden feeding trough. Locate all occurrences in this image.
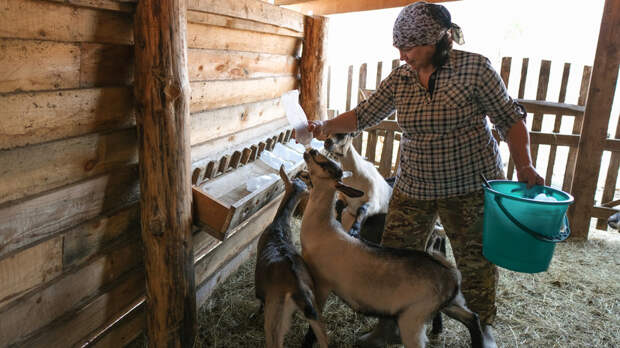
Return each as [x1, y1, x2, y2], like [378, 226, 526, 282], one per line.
[192, 135, 306, 240]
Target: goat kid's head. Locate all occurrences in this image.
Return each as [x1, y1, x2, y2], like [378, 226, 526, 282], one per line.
[278, 165, 310, 217]
[323, 132, 359, 158]
[303, 149, 364, 198]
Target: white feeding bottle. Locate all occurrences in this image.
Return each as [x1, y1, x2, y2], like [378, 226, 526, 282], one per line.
[281, 90, 312, 146]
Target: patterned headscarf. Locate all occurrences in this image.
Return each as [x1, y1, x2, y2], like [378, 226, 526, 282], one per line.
[393, 2, 464, 48]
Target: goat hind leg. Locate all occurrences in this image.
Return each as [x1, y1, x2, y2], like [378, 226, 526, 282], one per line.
[441, 293, 496, 348]
[397, 308, 429, 348]
[264, 297, 296, 348]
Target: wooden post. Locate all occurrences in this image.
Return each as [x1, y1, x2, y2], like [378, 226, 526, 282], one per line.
[134, 0, 197, 346]
[300, 15, 329, 121]
[569, 0, 620, 240]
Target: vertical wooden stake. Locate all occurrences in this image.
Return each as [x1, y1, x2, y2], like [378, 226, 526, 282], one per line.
[134, 0, 197, 346]
[569, 0, 620, 240]
[300, 15, 329, 121]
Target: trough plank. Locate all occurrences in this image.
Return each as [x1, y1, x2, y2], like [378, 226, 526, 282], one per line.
[187, 23, 301, 56]
[187, 0, 304, 32]
[0, 0, 133, 44]
[0, 239, 142, 346]
[62, 204, 140, 269]
[194, 191, 282, 286]
[187, 10, 303, 38]
[0, 165, 140, 258]
[19, 268, 144, 348]
[191, 118, 289, 166]
[0, 87, 135, 150]
[0, 237, 62, 308]
[0, 128, 138, 205]
[191, 98, 286, 145]
[79, 43, 134, 87]
[188, 48, 298, 82]
[190, 75, 296, 113]
[0, 38, 80, 93]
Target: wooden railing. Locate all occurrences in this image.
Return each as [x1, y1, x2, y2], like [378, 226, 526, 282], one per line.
[327, 57, 620, 234]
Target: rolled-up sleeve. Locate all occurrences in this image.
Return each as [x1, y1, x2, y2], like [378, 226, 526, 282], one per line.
[476, 58, 526, 140]
[355, 73, 397, 131]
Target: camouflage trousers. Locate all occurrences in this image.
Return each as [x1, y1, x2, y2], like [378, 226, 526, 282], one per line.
[381, 188, 499, 325]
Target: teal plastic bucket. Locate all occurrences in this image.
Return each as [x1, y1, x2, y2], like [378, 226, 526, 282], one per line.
[482, 180, 574, 273]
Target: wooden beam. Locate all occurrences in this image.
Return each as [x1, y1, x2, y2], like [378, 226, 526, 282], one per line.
[569, 0, 620, 240]
[281, 0, 459, 15]
[134, 0, 196, 346]
[300, 15, 329, 121]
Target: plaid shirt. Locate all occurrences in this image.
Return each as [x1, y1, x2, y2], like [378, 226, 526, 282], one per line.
[356, 50, 525, 199]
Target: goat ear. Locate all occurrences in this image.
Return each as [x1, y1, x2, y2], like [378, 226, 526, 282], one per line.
[335, 182, 364, 198]
[279, 165, 291, 190]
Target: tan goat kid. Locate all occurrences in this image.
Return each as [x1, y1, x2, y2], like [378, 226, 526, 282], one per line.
[300, 149, 496, 348]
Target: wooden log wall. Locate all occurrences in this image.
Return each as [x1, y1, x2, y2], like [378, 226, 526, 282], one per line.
[0, 0, 141, 347]
[0, 0, 306, 346]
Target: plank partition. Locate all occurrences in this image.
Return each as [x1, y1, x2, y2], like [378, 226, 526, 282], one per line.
[328, 52, 619, 238]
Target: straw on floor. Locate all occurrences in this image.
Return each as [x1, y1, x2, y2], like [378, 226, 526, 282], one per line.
[129, 220, 619, 348]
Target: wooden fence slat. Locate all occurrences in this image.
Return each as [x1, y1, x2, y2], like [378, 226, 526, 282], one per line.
[508, 57, 530, 180]
[596, 114, 620, 228]
[545, 63, 571, 185]
[379, 130, 394, 177]
[365, 130, 378, 163]
[327, 66, 331, 109]
[345, 65, 353, 111]
[376, 61, 383, 89]
[530, 60, 552, 165]
[563, 65, 592, 191]
[500, 56, 512, 86]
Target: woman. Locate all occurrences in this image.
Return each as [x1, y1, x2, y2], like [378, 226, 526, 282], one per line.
[308, 2, 543, 347]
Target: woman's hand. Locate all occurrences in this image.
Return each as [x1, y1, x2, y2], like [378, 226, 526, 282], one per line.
[516, 164, 544, 188]
[308, 120, 328, 140]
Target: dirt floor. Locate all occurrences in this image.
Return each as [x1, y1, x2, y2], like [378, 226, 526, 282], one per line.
[128, 223, 619, 348]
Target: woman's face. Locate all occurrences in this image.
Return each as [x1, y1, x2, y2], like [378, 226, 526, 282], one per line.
[398, 45, 436, 70]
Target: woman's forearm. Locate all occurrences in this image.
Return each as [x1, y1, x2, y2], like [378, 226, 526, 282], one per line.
[506, 120, 533, 170]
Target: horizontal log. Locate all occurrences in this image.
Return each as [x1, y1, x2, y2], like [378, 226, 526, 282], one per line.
[190, 76, 296, 113]
[517, 99, 585, 116]
[0, 165, 140, 258]
[0, 38, 80, 93]
[196, 234, 258, 307]
[187, 0, 304, 33]
[0, 128, 138, 205]
[89, 298, 145, 348]
[605, 138, 620, 152]
[194, 191, 282, 286]
[190, 98, 286, 145]
[0, 86, 135, 150]
[191, 117, 289, 166]
[187, 10, 303, 38]
[188, 48, 298, 82]
[187, 23, 301, 56]
[591, 206, 618, 220]
[20, 267, 144, 348]
[80, 43, 134, 87]
[280, 0, 458, 15]
[0, 0, 133, 44]
[0, 239, 142, 346]
[0, 237, 62, 308]
[62, 204, 140, 269]
[45, 0, 135, 13]
[529, 131, 580, 147]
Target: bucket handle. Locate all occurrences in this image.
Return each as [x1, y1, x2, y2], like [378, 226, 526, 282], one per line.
[494, 195, 571, 243]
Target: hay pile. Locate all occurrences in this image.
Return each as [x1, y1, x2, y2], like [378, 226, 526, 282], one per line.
[129, 222, 619, 347]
